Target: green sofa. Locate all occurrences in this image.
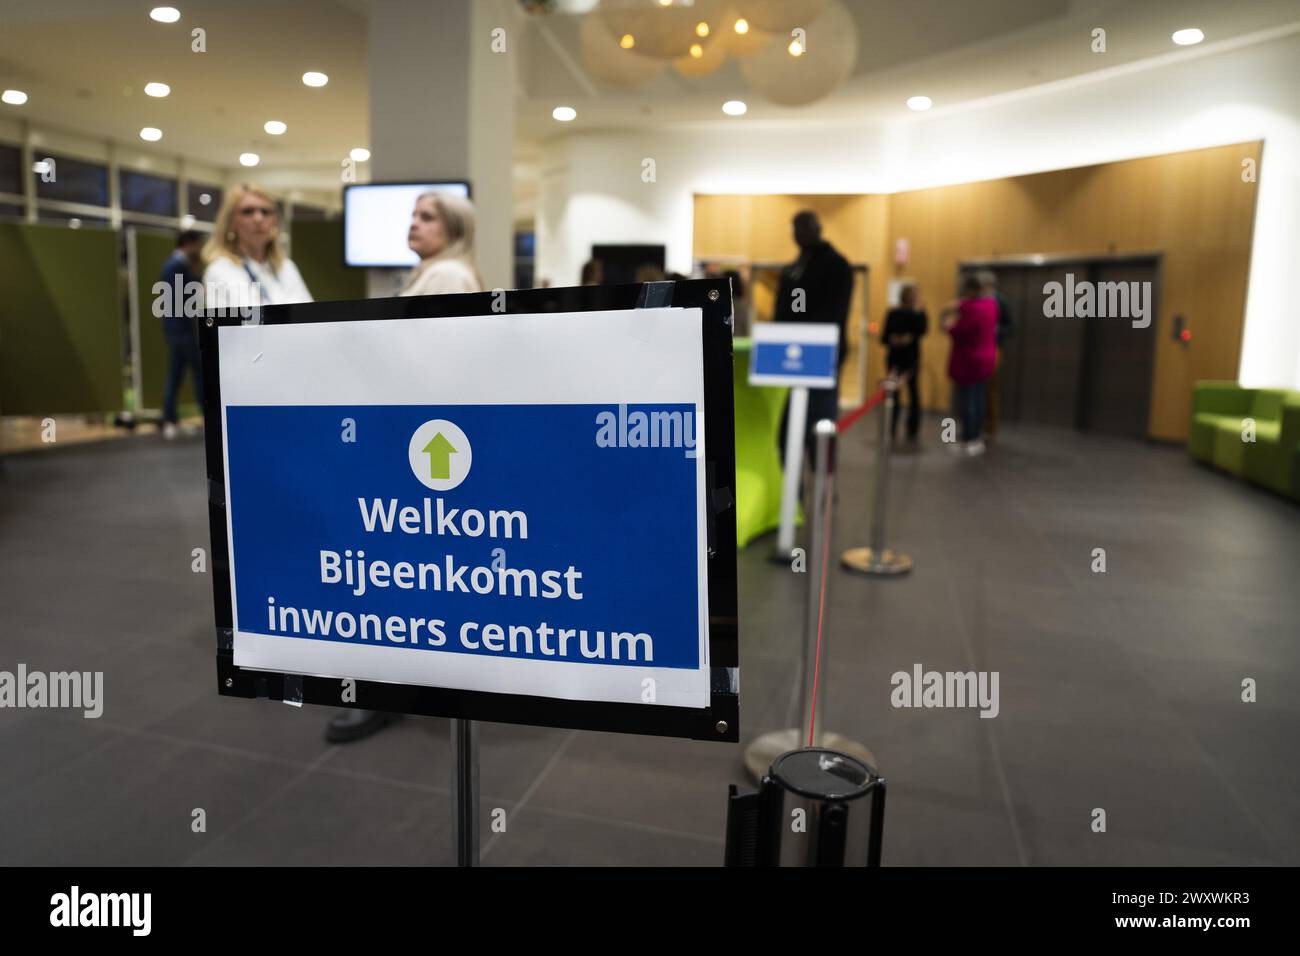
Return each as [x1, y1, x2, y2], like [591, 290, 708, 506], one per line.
[1189, 381, 1300, 500]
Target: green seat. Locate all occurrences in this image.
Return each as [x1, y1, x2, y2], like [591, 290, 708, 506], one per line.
[1244, 392, 1300, 496]
[1189, 381, 1300, 499]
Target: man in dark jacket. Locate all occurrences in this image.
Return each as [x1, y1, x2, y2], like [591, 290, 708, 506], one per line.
[773, 210, 854, 458]
[158, 230, 205, 440]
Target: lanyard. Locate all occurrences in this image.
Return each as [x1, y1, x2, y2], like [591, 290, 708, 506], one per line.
[242, 258, 283, 304]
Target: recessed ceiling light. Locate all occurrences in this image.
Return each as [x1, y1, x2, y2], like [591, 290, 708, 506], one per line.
[2, 89, 28, 105]
[733, 18, 750, 35]
[150, 7, 180, 23]
[144, 82, 170, 98]
[198, 193, 212, 206]
[180, 214, 195, 228]
[906, 95, 932, 111]
[349, 147, 371, 162]
[689, 43, 704, 59]
[619, 33, 635, 49]
[139, 127, 163, 141]
[302, 71, 329, 87]
[722, 99, 747, 116]
[1172, 28, 1204, 46]
[696, 21, 709, 38]
[788, 39, 803, 57]
[239, 152, 260, 167]
[264, 120, 287, 135]
[552, 106, 577, 122]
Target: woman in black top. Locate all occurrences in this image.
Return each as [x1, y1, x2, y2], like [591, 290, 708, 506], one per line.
[880, 283, 928, 444]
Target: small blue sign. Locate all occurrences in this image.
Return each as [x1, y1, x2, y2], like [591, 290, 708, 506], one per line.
[752, 341, 838, 381]
[748, 322, 840, 387]
[225, 403, 702, 670]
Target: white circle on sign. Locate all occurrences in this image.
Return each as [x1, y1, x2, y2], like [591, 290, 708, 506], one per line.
[785, 343, 803, 360]
[408, 420, 472, 491]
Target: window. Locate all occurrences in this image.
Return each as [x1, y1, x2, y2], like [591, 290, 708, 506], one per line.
[0, 143, 20, 196]
[187, 182, 223, 222]
[33, 153, 109, 206]
[289, 203, 328, 221]
[36, 209, 110, 227]
[120, 169, 178, 216]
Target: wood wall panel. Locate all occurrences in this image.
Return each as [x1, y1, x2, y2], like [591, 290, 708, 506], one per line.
[693, 192, 889, 403]
[693, 141, 1261, 439]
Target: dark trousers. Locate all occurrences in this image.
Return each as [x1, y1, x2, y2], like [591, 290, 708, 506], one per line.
[984, 352, 1002, 435]
[953, 381, 987, 443]
[163, 335, 204, 424]
[890, 369, 921, 440]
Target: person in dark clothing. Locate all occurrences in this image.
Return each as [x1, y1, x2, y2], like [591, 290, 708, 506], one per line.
[881, 282, 927, 445]
[773, 210, 854, 456]
[158, 230, 206, 440]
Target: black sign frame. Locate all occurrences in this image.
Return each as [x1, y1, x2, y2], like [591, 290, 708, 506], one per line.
[199, 279, 739, 742]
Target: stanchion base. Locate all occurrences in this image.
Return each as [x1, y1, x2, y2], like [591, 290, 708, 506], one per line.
[841, 546, 913, 576]
[744, 728, 878, 782]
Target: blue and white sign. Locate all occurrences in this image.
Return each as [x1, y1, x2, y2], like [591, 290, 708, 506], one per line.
[218, 309, 711, 709]
[749, 322, 839, 388]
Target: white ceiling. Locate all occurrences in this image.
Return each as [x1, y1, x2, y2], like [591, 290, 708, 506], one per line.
[515, 0, 1300, 137]
[0, 0, 368, 178]
[2, 0, 1298, 183]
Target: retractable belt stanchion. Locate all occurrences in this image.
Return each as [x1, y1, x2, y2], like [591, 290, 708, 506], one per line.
[726, 748, 886, 867]
[729, 414, 889, 866]
[841, 378, 913, 576]
[451, 718, 479, 866]
[772, 385, 809, 562]
[744, 419, 876, 780]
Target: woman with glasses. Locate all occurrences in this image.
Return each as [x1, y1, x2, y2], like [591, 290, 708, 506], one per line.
[203, 183, 312, 312]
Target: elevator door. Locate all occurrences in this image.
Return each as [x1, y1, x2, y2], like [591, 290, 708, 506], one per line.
[980, 258, 1158, 438]
[994, 264, 1084, 430]
[1078, 260, 1159, 439]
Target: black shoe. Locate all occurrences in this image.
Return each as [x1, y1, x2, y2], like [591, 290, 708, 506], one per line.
[325, 708, 402, 744]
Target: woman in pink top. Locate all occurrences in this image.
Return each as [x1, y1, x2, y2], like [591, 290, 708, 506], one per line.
[940, 274, 999, 456]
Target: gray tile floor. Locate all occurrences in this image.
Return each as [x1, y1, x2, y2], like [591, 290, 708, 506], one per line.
[1, 418, 1296, 866]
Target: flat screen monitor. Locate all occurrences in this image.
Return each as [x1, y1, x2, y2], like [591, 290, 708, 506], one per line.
[343, 181, 471, 268]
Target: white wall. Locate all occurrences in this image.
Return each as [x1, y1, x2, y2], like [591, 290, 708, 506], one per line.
[536, 27, 1300, 388]
[536, 124, 881, 285]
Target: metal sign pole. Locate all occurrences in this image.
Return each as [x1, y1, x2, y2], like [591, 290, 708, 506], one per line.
[857, 267, 870, 413]
[798, 419, 833, 748]
[451, 717, 479, 866]
[774, 385, 809, 560]
[746, 418, 875, 780]
[842, 379, 913, 576]
[125, 226, 144, 421]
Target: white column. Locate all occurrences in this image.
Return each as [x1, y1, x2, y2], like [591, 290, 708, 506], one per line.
[367, 0, 517, 296]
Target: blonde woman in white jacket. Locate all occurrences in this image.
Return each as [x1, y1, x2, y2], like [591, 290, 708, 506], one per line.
[202, 182, 312, 313]
[400, 191, 484, 297]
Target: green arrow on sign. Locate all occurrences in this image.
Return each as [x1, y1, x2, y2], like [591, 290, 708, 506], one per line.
[422, 432, 457, 480]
